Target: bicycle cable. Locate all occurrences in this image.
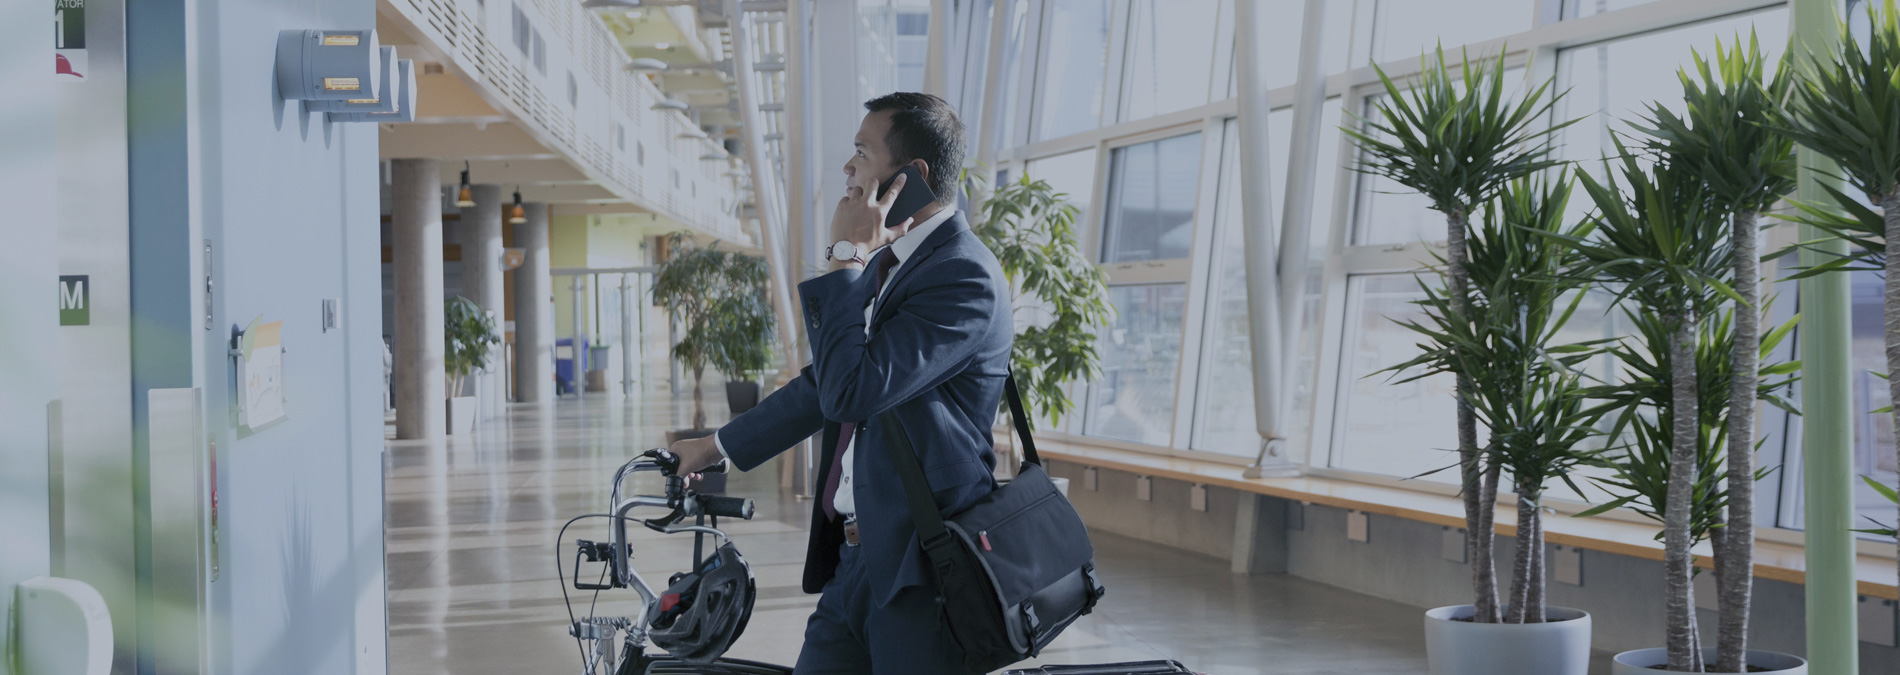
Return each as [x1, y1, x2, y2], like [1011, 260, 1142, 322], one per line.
[556, 513, 615, 669]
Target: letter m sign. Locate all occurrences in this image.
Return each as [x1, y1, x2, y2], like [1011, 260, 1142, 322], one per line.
[59, 275, 89, 326]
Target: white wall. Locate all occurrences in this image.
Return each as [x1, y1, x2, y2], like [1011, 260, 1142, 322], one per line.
[0, 0, 60, 669]
[175, 1, 388, 672]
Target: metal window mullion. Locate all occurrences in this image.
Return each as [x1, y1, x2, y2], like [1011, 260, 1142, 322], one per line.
[1188, 120, 1239, 451]
[974, 0, 1016, 179]
[1170, 115, 1228, 450]
[1207, 0, 1238, 110]
[1018, 0, 1052, 157]
[1100, 0, 1133, 127]
[1307, 92, 1368, 473]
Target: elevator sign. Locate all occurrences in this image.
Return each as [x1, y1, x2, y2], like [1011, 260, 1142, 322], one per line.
[59, 275, 89, 326]
[54, 0, 86, 80]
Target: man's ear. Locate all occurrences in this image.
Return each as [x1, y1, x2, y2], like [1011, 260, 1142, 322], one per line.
[908, 158, 930, 185]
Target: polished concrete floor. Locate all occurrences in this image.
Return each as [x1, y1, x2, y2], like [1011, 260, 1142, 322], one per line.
[384, 379, 1595, 674]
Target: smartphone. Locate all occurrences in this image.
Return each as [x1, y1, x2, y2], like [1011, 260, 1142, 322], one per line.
[878, 165, 937, 229]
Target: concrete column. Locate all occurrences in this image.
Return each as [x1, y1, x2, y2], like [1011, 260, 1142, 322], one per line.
[392, 159, 446, 440]
[465, 184, 505, 418]
[513, 203, 555, 403]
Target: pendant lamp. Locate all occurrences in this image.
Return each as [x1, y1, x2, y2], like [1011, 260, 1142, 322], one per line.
[454, 161, 477, 208]
[508, 188, 528, 225]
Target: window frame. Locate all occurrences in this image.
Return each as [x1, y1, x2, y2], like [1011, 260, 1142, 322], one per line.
[977, 0, 1854, 544]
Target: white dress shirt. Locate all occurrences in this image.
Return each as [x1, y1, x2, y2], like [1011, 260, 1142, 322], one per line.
[715, 206, 958, 518]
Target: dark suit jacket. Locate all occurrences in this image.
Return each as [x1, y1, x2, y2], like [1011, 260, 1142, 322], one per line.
[717, 211, 1012, 607]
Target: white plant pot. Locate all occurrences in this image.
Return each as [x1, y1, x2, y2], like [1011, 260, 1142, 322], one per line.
[1610, 648, 1806, 674]
[446, 396, 477, 435]
[1424, 605, 1592, 675]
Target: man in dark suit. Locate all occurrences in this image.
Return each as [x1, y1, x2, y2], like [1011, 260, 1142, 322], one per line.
[669, 92, 1010, 674]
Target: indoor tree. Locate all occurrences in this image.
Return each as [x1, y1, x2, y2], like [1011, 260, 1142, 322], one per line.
[705, 263, 777, 382]
[1631, 35, 1795, 672]
[1385, 174, 1608, 624]
[445, 295, 501, 398]
[1576, 307, 1797, 672]
[1346, 45, 1574, 623]
[965, 170, 1113, 427]
[1768, 0, 1900, 608]
[651, 232, 775, 430]
[1556, 145, 1741, 672]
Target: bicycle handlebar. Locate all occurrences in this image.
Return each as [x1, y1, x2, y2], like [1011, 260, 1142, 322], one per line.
[696, 495, 755, 520]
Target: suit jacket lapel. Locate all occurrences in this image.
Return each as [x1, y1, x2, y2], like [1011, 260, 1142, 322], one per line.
[871, 212, 968, 328]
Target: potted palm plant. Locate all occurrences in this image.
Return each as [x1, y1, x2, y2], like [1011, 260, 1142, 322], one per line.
[1344, 44, 1575, 658]
[1631, 35, 1799, 673]
[1559, 142, 1803, 673]
[445, 295, 500, 435]
[965, 170, 1113, 427]
[707, 263, 776, 417]
[1388, 175, 1606, 675]
[1769, 0, 1900, 622]
[651, 232, 777, 445]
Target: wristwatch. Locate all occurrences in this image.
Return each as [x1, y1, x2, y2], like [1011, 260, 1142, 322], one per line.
[827, 240, 867, 265]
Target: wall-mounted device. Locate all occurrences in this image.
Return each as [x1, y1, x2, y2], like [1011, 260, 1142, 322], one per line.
[307, 46, 396, 114]
[328, 58, 415, 123]
[275, 29, 380, 102]
[15, 576, 113, 675]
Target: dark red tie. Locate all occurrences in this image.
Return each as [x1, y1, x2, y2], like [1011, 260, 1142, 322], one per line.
[820, 248, 902, 521]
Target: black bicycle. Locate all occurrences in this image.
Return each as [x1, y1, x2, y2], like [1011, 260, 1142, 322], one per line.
[554, 448, 1198, 675]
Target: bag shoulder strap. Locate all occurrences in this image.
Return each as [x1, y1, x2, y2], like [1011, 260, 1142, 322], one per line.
[876, 371, 1042, 544]
[878, 409, 950, 543]
[1003, 373, 1041, 468]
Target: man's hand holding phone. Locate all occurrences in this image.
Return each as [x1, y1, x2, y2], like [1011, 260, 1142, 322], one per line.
[828, 170, 914, 272]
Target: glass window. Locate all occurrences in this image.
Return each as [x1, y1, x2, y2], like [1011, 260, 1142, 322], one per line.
[896, 7, 931, 90]
[956, 0, 995, 135]
[1192, 100, 1342, 455]
[1230, 0, 1354, 93]
[1085, 283, 1189, 445]
[1349, 94, 1443, 247]
[1848, 270, 1894, 534]
[1121, 0, 1220, 121]
[1554, 9, 1790, 174]
[1371, 0, 1530, 64]
[1562, 0, 1662, 20]
[1024, 148, 1099, 222]
[533, 30, 546, 74]
[1193, 120, 1263, 455]
[1328, 274, 1459, 482]
[1775, 270, 1898, 535]
[1035, 0, 1113, 141]
[1101, 133, 1203, 263]
[995, 0, 1031, 153]
[1351, 70, 1525, 246]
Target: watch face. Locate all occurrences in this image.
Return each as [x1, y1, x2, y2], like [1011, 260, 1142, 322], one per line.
[831, 241, 857, 261]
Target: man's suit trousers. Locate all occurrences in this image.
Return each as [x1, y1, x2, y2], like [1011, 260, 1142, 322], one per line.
[793, 543, 976, 675]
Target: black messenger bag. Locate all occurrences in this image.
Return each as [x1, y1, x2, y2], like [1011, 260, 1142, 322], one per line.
[877, 374, 1107, 673]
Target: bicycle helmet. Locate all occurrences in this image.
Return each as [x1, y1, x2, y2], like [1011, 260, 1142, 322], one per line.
[643, 541, 757, 664]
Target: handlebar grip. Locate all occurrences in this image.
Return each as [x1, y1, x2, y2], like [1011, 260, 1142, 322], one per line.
[698, 459, 731, 474]
[698, 495, 755, 520]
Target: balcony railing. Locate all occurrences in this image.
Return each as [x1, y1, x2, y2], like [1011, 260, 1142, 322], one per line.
[385, 0, 750, 246]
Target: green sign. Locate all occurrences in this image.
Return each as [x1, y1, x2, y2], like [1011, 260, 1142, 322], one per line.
[59, 275, 88, 326]
[54, 0, 84, 50]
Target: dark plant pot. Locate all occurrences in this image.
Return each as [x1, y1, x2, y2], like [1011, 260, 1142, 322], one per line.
[666, 428, 726, 494]
[725, 380, 762, 415]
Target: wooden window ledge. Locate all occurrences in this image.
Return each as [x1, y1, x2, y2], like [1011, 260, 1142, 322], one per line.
[1033, 438, 1900, 600]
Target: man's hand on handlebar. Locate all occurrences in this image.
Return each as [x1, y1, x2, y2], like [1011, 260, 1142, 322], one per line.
[669, 433, 725, 475]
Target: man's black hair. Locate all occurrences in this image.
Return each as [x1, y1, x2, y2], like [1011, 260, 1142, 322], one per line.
[863, 92, 965, 205]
